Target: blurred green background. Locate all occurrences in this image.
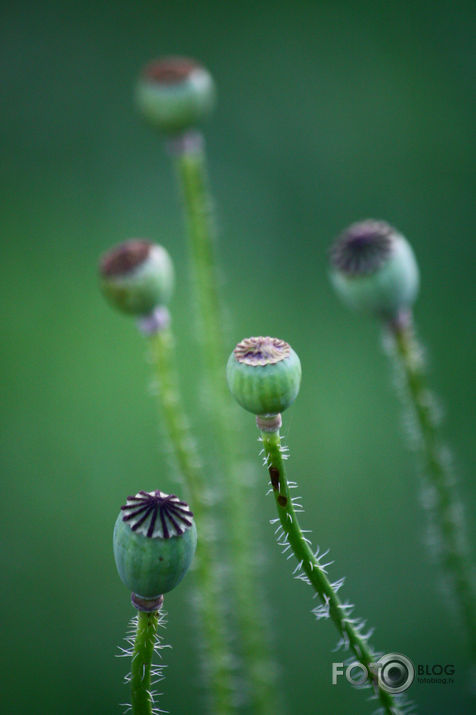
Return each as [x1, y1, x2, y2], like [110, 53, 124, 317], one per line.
[1, 0, 474, 713]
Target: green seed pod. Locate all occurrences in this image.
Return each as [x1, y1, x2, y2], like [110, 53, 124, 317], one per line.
[329, 220, 419, 318]
[135, 56, 216, 135]
[99, 239, 174, 316]
[113, 490, 197, 599]
[226, 336, 302, 416]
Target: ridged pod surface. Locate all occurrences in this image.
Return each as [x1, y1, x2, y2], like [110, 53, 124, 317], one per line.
[113, 490, 197, 599]
[226, 336, 301, 416]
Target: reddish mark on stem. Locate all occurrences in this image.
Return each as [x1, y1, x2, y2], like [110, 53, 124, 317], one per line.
[269, 466, 280, 491]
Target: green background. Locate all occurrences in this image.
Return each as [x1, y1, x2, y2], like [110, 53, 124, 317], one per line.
[1, 1, 474, 713]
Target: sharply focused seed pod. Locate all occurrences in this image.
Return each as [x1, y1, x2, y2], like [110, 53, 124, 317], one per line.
[113, 490, 197, 599]
[99, 239, 174, 316]
[329, 220, 419, 318]
[226, 336, 301, 416]
[135, 56, 216, 135]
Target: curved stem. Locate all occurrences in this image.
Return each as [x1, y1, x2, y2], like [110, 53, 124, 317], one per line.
[170, 135, 279, 712]
[260, 425, 399, 715]
[130, 610, 159, 715]
[387, 313, 476, 657]
[148, 324, 234, 713]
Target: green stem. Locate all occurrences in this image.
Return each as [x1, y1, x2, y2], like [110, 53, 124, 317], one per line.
[148, 324, 233, 713]
[260, 425, 399, 715]
[387, 313, 476, 657]
[171, 136, 279, 712]
[173, 138, 225, 388]
[130, 610, 159, 715]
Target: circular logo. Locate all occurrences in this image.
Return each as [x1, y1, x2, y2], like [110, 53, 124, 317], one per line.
[377, 653, 415, 694]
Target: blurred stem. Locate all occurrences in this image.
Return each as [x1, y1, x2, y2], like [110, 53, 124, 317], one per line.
[170, 133, 279, 712]
[148, 324, 233, 713]
[387, 312, 476, 657]
[171, 134, 224, 396]
[259, 424, 399, 715]
[130, 610, 159, 715]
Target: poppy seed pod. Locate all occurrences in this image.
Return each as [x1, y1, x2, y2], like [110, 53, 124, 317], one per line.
[226, 336, 302, 416]
[99, 240, 174, 317]
[135, 56, 216, 135]
[113, 490, 197, 599]
[329, 220, 419, 318]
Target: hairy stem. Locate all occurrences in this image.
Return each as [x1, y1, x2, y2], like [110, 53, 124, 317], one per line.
[260, 425, 399, 715]
[130, 610, 159, 715]
[148, 325, 233, 713]
[387, 313, 476, 656]
[170, 134, 279, 712]
[172, 137, 225, 394]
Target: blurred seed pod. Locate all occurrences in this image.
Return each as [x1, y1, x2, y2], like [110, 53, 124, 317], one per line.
[329, 220, 419, 318]
[135, 56, 216, 135]
[99, 239, 174, 316]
